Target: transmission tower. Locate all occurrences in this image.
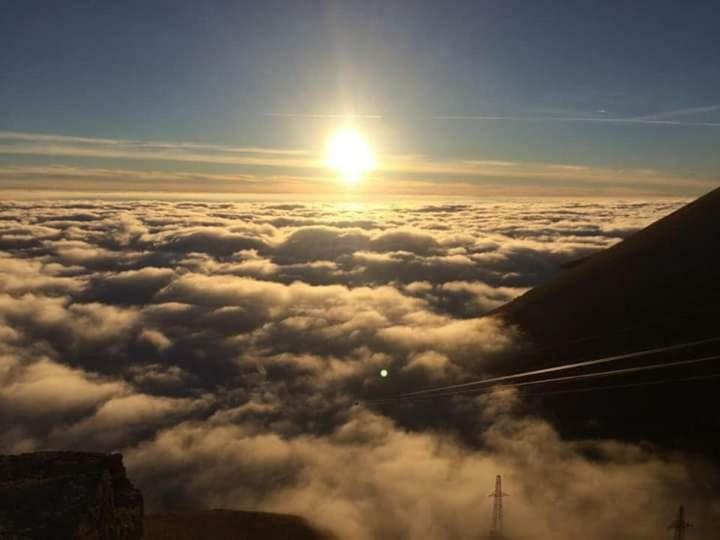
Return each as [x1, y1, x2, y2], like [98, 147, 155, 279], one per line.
[669, 505, 691, 540]
[489, 475, 509, 535]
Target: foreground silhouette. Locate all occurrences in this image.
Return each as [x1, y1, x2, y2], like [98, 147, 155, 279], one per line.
[145, 509, 336, 540]
[498, 186, 720, 453]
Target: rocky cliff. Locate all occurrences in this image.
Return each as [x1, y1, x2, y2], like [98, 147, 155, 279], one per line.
[0, 452, 143, 540]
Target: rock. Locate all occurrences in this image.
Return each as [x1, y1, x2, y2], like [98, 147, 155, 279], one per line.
[0, 451, 143, 540]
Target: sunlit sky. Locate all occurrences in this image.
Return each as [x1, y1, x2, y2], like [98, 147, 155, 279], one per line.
[1, 1, 719, 197]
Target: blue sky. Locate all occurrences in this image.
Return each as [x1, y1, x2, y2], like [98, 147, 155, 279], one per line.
[1, 0, 719, 196]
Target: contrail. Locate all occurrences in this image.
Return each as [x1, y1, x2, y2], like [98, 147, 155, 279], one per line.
[434, 114, 720, 128]
[265, 110, 720, 126]
[633, 104, 720, 121]
[265, 113, 383, 119]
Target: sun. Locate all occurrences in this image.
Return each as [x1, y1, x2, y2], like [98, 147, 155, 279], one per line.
[325, 128, 375, 184]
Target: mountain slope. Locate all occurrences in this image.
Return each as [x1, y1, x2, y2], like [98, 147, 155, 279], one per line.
[496, 186, 720, 453]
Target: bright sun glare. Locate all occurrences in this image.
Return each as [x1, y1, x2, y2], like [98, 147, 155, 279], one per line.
[325, 128, 375, 184]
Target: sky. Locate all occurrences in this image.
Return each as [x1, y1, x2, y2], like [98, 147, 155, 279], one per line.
[1, 0, 719, 197]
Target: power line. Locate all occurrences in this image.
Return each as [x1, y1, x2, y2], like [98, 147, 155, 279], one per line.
[529, 372, 720, 398]
[368, 353, 720, 404]
[392, 336, 720, 399]
[368, 336, 720, 403]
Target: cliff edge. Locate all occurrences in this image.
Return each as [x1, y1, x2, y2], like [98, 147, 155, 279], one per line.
[0, 452, 143, 540]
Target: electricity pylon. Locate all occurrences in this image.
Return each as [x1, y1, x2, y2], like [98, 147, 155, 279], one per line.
[489, 475, 508, 535]
[669, 505, 691, 540]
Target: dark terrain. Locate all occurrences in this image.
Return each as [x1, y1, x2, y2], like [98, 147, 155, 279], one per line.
[0, 452, 142, 540]
[144, 509, 335, 540]
[497, 186, 720, 454]
[0, 452, 333, 540]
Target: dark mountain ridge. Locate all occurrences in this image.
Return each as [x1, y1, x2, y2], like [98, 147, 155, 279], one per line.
[496, 186, 720, 454]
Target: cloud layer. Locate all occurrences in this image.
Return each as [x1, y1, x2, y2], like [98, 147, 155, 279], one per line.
[2, 198, 717, 538]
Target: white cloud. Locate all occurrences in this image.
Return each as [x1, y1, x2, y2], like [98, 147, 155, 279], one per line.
[0, 198, 715, 538]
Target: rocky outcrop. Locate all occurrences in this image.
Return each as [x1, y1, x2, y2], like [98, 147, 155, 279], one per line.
[0, 452, 143, 540]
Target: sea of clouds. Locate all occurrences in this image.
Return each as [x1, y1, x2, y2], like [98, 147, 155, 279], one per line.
[2, 197, 717, 539]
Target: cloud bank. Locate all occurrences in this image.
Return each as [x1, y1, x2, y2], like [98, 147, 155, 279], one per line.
[2, 198, 717, 538]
